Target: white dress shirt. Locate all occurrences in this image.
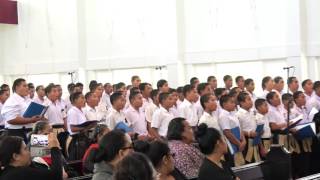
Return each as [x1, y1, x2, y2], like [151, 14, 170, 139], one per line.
[151, 106, 174, 137]
[199, 111, 221, 131]
[101, 92, 112, 110]
[255, 112, 271, 138]
[195, 98, 204, 120]
[67, 106, 87, 135]
[292, 105, 311, 125]
[83, 104, 106, 122]
[125, 105, 148, 135]
[266, 104, 286, 125]
[260, 90, 270, 99]
[178, 99, 198, 126]
[141, 97, 153, 113]
[33, 96, 46, 105]
[306, 94, 320, 114]
[1, 93, 32, 129]
[145, 102, 158, 123]
[236, 108, 257, 132]
[43, 99, 65, 126]
[0, 103, 4, 126]
[169, 105, 179, 118]
[218, 109, 240, 130]
[106, 107, 127, 130]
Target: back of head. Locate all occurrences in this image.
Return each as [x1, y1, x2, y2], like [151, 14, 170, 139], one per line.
[167, 117, 185, 141]
[147, 140, 170, 168]
[196, 123, 221, 155]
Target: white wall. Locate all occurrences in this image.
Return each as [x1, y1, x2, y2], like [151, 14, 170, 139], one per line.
[0, 0, 319, 92]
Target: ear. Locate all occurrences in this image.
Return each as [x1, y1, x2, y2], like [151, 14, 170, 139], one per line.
[12, 153, 20, 161]
[162, 155, 168, 164]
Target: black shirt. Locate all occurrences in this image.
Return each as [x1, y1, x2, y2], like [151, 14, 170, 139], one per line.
[198, 158, 236, 180]
[0, 147, 63, 180]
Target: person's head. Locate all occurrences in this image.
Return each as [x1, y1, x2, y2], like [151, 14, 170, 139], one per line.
[104, 83, 113, 95]
[129, 91, 143, 109]
[236, 76, 245, 90]
[183, 84, 199, 103]
[70, 92, 85, 108]
[220, 95, 236, 112]
[196, 124, 227, 155]
[266, 91, 281, 107]
[244, 78, 255, 92]
[255, 98, 269, 115]
[114, 152, 155, 180]
[176, 86, 184, 101]
[139, 83, 152, 98]
[45, 84, 59, 102]
[214, 88, 228, 100]
[95, 130, 133, 164]
[293, 91, 306, 108]
[35, 85, 45, 98]
[56, 84, 63, 99]
[0, 89, 10, 104]
[147, 140, 174, 174]
[130, 87, 140, 95]
[133, 140, 150, 154]
[89, 80, 98, 90]
[93, 124, 110, 143]
[0, 136, 31, 167]
[12, 78, 28, 97]
[91, 83, 104, 98]
[302, 79, 313, 95]
[115, 82, 127, 95]
[168, 88, 178, 105]
[223, 75, 233, 89]
[167, 117, 194, 144]
[67, 83, 75, 94]
[85, 91, 99, 108]
[229, 87, 241, 102]
[32, 121, 52, 135]
[207, 76, 217, 90]
[273, 76, 284, 92]
[262, 76, 274, 91]
[200, 94, 217, 113]
[110, 91, 126, 111]
[27, 83, 35, 99]
[131, 75, 141, 87]
[159, 92, 174, 110]
[150, 89, 160, 105]
[282, 93, 294, 110]
[75, 82, 84, 93]
[0, 84, 10, 92]
[157, 79, 169, 93]
[288, 76, 299, 93]
[237, 91, 253, 110]
[190, 77, 200, 88]
[313, 81, 320, 96]
[197, 83, 212, 96]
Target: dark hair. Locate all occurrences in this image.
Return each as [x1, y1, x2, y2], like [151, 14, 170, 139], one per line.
[255, 98, 266, 109]
[229, 87, 240, 97]
[110, 92, 123, 105]
[274, 76, 283, 84]
[35, 85, 44, 92]
[197, 83, 209, 95]
[158, 92, 170, 104]
[167, 117, 186, 140]
[157, 79, 168, 89]
[223, 75, 232, 82]
[130, 87, 140, 94]
[85, 91, 94, 101]
[313, 81, 320, 90]
[293, 91, 304, 102]
[12, 78, 26, 92]
[28, 83, 34, 89]
[139, 83, 149, 92]
[196, 123, 221, 155]
[32, 121, 50, 135]
[301, 79, 312, 88]
[147, 140, 170, 168]
[266, 91, 277, 104]
[237, 91, 250, 104]
[89, 80, 98, 91]
[115, 82, 126, 91]
[133, 140, 150, 154]
[90, 83, 102, 92]
[67, 83, 75, 92]
[183, 84, 194, 97]
[0, 89, 8, 96]
[131, 75, 140, 82]
[168, 88, 177, 94]
[104, 83, 111, 88]
[214, 88, 226, 99]
[95, 130, 127, 163]
[207, 76, 216, 82]
[114, 152, 153, 180]
[150, 89, 159, 101]
[282, 93, 293, 103]
[287, 76, 297, 85]
[200, 94, 212, 109]
[0, 84, 9, 91]
[177, 86, 184, 93]
[92, 124, 109, 143]
[45, 83, 56, 96]
[219, 94, 233, 108]
[190, 77, 199, 85]
[75, 82, 83, 88]
[70, 92, 83, 104]
[244, 78, 253, 87]
[262, 76, 272, 89]
[235, 76, 244, 83]
[0, 136, 24, 167]
[129, 91, 141, 102]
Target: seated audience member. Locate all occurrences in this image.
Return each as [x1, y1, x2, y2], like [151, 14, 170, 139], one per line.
[178, 84, 199, 128]
[92, 130, 133, 180]
[0, 134, 63, 180]
[198, 94, 220, 130]
[151, 92, 175, 139]
[114, 152, 154, 180]
[106, 92, 127, 130]
[157, 79, 170, 93]
[82, 124, 110, 174]
[260, 76, 274, 99]
[235, 76, 245, 90]
[167, 117, 204, 179]
[196, 124, 239, 180]
[33, 85, 46, 105]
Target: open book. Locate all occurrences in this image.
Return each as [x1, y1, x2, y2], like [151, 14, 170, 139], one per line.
[253, 124, 264, 145]
[294, 122, 316, 140]
[23, 102, 48, 118]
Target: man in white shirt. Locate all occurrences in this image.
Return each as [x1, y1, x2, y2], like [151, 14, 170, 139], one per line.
[106, 92, 127, 130]
[260, 76, 274, 99]
[91, 83, 108, 122]
[195, 83, 212, 119]
[55, 84, 67, 119]
[33, 85, 46, 105]
[236, 76, 245, 91]
[306, 81, 320, 113]
[139, 82, 153, 113]
[198, 94, 220, 130]
[244, 78, 257, 103]
[151, 92, 174, 139]
[178, 84, 199, 127]
[254, 98, 271, 153]
[0, 89, 10, 130]
[288, 76, 299, 95]
[273, 76, 285, 98]
[302, 79, 314, 103]
[83, 91, 106, 122]
[125, 91, 148, 137]
[1, 78, 42, 143]
[101, 83, 113, 110]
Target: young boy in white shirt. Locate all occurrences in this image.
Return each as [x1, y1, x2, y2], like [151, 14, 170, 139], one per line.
[106, 92, 127, 130]
[195, 83, 213, 119]
[198, 94, 220, 131]
[178, 84, 199, 128]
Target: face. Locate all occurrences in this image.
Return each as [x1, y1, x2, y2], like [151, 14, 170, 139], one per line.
[225, 79, 233, 89]
[246, 81, 255, 92]
[164, 151, 175, 172]
[205, 95, 217, 112]
[162, 94, 174, 109]
[94, 85, 104, 98]
[170, 92, 178, 104]
[289, 78, 299, 92]
[115, 95, 126, 110]
[104, 84, 113, 94]
[160, 83, 169, 93]
[265, 79, 274, 91]
[74, 94, 86, 108]
[303, 80, 313, 93]
[119, 134, 134, 160]
[37, 86, 45, 97]
[14, 142, 31, 166]
[223, 98, 236, 112]
[88, 93, 100, 107]
[187, 88, 199, 102]
[181, 121, 194, 144]
[178, 92, 184, 101]
[257, 102, 269, 114]
[142, 84, 152, 97]
[16, 81, 29, 97]
[39, 124, 53, 135]
[208, 78, 217, 89]
[237, 78, 245, 89]
[132, 94, 143, 108]
[217, 137, 228, 154]
[56, 86, 63, 98]
[0, 90, 10, 103]
[240, 95, 253, 110]
[48, 87, 59, 102]
[295, 93, 306, 107]
[271, 94, 281, 107]
[201, 85, 212, 96]
[275, 79, 284, 91]
[132, 78, 141, 87]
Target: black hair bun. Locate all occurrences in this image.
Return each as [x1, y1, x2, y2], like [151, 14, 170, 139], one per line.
[196, 123, 208, 137]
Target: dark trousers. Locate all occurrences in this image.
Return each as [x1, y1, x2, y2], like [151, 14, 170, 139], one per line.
[6, 128, 32, 144]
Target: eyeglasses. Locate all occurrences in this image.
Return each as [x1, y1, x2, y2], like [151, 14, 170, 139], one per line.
[121, 145, 134, 150]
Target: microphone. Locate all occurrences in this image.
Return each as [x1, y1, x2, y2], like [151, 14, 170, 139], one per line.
[283, 66, 294, 70]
